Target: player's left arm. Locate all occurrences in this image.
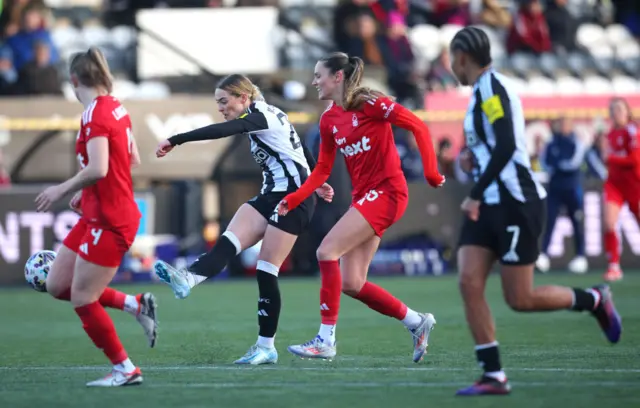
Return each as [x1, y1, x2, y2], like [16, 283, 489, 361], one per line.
[468, 78, 517, 201]
[363, 96, 444, 187]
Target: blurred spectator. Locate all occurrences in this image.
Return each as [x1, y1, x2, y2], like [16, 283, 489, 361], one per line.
[507, 0, 552, 55]
[334, 0, 373, 53]
[396, 127, 425, 181]
[5, 4, 58, 70]
[0, 0, 45, 39]
[17, 40, 60, 95]
[0, 44, 18, 95]
[470, 0, 512, 29]
[426, 48, 458, 91]
[103, 0, 168, 27]
[612, 0, 640, 39]
[585, 130, 608, 180]
[437, 137, 456, 178]
[529, 132, 546, 172]
[544, 0, 578, 53]
[346, 12, 421, 108]
[431, 0, 472, 27]
[348, 13, 384, 66]
[0, 149, 10, 187]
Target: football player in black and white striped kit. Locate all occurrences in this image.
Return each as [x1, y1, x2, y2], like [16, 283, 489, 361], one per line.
[450, 27, 622, 396]
[153, 74, 334, 365]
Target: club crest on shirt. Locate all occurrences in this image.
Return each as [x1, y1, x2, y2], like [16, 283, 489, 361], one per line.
[352, 114, 358, 127]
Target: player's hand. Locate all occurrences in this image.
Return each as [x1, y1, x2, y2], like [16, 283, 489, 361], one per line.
[461, 197, 481, 221]
[426, 173, 446, 188]
[277, 199, 289, 216]
[35, 184, 65, 212]
[156, 139, 174, 158]
[459, 148, 474, 173]
[69, 191, 82, 215]
[315, 183, 334, 202]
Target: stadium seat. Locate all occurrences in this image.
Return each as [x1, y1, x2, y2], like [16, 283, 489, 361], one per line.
[81, 25, 112, 48]
[111, 79, 137, 100]
[439, 24, 464, 48]
[577, 24, 607, 49]
[505, 76, 529, 95]
[566, 52, 593, 77]
[52, 25, 84, 50]
[556, 76, 585, 95]
[605, 24, 634, 46]
[611, 75, 639, 94]
[133, 81, 171, 100]
[510, 53, 538, 77]
[583, 76, 614, 94]
[539, 53, 563, 77]
[110, 26, 137, 50]
[615, 41, 640, 75]
[590, 45, 615, 76]
[409, 25, 441, 62]
[526, 76, 557, 96]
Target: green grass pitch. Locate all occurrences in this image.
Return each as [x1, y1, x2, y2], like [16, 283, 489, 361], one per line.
[0, 273, 638, 408]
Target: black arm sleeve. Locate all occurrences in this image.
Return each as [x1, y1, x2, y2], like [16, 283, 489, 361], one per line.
[469, 80, 517, 200]
[168, 112, 269, 146]
[302, 142, 316, 171]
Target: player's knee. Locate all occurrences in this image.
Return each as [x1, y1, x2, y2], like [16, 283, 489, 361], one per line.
[45, 278, 67, 299]
[458, 273, 483, 297]
[504, 292, 533, 312]
[342, 277, 365, 297]
[316, 244, 339, 262]
[70, 287, 100, 307]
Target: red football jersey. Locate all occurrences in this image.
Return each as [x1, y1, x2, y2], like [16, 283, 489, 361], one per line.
[76, 96, 140, 229]
[284, 97, 441, 210]
[320, 98, 406, 200]
[606, 122, 640, 183]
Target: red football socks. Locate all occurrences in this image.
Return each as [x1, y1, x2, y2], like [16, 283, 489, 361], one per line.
[319, 260, 341, 325]
[75, 301, 128, 364]
[604, 230, 620, 265]
[352, 281, 408, 320]
[55, 287, 128, 311]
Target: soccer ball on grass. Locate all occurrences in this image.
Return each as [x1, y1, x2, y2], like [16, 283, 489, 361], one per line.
[24, 250, 57, 292]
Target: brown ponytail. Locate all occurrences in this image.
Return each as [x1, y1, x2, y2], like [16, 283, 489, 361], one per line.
[69, 47, 113, 93]
[319, 52, 391, 110]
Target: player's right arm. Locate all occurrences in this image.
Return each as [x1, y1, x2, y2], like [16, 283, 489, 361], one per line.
[279, 119, 337, 213]
[156, 112, 269, 157]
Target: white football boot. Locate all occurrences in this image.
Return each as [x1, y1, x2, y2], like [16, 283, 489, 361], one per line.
[409, 313, 436, 363]
[135, 292, 158, 348]
[234, 344, 278, 365]
[288, 336, 337, 360]
[86, 367, 143, 387]
[153, 260, 192, 299]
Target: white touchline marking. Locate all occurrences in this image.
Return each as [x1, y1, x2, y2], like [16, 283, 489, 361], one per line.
[1, 366, 639, 373]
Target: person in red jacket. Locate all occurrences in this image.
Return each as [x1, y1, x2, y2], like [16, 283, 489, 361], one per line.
[506, 0, 552, 55]
[602, 97, 640, 281]
[277, 52, 445, 362]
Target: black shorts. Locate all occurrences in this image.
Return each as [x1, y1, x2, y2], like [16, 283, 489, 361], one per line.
[247, 191, 315, 236]
[457, 198, 546, 265]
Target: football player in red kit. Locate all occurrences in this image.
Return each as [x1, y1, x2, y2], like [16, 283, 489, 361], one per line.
[35, 47, 146, 387]
[277, 52, 445, 362]
[602, 97, 640, 282]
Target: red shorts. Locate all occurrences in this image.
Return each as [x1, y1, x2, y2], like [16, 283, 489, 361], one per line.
[352, 183, 408, 237]
[62, 218, 139, 267]
[604, 180, 640, 215]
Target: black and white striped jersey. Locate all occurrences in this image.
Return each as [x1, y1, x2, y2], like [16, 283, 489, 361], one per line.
[463, 69, 547, 205]
[169, 100, 313, 195]
[245, 101, 311, 194]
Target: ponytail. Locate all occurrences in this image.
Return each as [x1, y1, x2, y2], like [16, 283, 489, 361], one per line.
[70, 47, 113, 93]
[319, 52, 392, 111]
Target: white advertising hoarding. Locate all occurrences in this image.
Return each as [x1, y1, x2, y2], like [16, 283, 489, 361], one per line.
[136, 7, 280, 79]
